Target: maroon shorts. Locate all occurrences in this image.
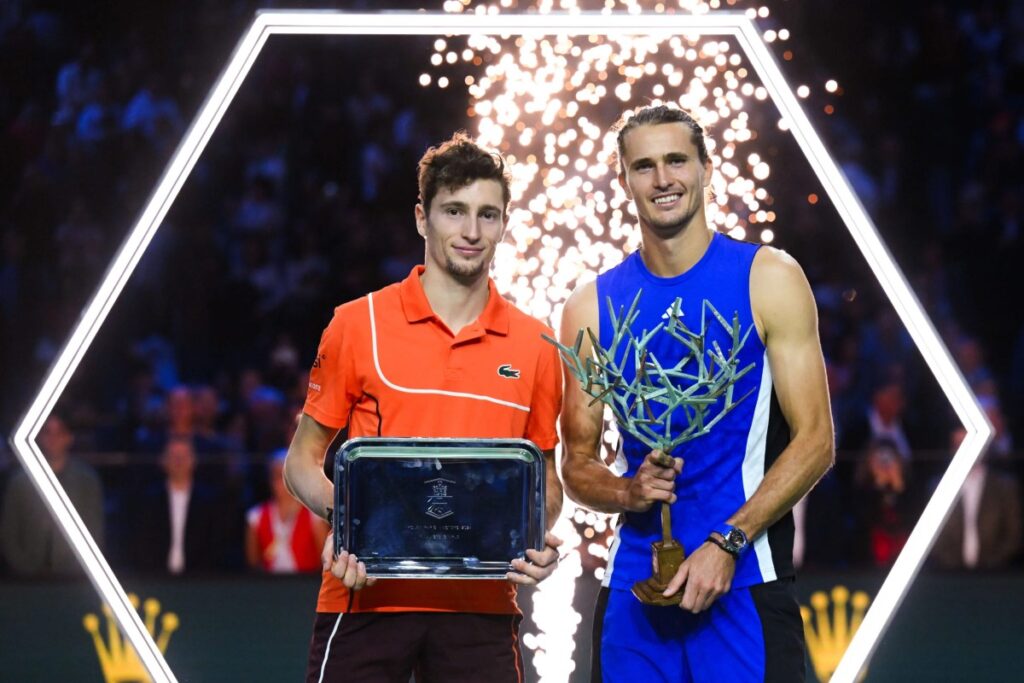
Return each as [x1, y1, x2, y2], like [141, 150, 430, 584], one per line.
[305, 611, 525, 683]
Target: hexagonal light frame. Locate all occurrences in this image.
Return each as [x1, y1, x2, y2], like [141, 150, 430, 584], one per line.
[9, 10, 990, 682]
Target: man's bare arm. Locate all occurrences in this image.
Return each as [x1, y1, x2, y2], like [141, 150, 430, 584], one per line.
[665, 246, 834, 612]
[284, 413, 379, 589]
[283, 413, 340, 522]
[726, 247, 835, 538]
[558, 281, 681, 514]
[543, 448, 563, 529]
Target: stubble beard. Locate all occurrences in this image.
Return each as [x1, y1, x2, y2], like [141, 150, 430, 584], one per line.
[643, 200, 702, 240]
[424, 216, 492, 286]
[444, 251, 489, 286]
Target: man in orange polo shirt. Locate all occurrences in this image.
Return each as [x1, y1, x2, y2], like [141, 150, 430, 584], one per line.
[284, 132, 563, 683]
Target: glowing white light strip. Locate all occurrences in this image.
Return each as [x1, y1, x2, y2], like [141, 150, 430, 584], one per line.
[7, 16, 278, 683]
[9, 10, 989, 682]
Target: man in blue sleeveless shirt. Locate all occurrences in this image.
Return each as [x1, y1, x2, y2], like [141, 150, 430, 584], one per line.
[560, 105, 834, 682]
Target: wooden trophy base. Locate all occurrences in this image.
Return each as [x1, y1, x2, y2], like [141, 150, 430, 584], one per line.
[631, 539, 685, 606]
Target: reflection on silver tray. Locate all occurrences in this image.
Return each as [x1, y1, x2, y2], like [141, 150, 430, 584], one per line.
[333, 437, 546, 579]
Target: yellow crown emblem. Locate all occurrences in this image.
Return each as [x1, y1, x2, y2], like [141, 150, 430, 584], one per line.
[800, 585, 871, 682]
[83, 593, 179, 683]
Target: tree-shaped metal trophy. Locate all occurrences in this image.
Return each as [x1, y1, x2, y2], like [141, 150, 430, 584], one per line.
[546, 290, 756, 606]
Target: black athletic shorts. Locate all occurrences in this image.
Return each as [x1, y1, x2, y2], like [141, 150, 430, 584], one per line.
[306, 611, 524, 683]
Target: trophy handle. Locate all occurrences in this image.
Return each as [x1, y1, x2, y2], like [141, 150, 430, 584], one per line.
[661, 502, 672, 544]
[631, 500, 686, 606]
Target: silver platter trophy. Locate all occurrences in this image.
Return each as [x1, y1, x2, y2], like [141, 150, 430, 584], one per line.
[546, 290, 755, 605]
[333, 437, 546, 579]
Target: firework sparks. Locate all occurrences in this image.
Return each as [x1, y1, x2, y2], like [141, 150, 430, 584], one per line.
[427, 3, 797, 679]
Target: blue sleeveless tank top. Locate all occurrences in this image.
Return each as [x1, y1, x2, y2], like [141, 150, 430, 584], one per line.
[595, 231, 793, 591]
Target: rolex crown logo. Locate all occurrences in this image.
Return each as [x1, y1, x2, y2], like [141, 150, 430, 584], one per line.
[83, 593, 179, 683]
[801, 585, 871, 682]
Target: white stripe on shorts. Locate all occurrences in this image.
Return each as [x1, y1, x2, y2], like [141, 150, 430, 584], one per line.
[317, 613, 344, 683]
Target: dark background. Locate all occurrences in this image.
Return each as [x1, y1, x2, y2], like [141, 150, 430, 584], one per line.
[1, 0, 1023, 681]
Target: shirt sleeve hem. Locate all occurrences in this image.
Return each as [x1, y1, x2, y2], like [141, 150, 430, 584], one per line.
[302, 404, 348, 431]
[529, 435, 559, 451]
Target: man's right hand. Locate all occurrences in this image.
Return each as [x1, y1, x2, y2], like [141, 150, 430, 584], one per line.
[322, 533, 377, 591]
[621, 450, 683, 512]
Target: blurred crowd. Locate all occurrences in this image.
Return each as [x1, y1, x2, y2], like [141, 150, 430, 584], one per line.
[779, 0, 1024, 570]
[1, 0, 1023, 579]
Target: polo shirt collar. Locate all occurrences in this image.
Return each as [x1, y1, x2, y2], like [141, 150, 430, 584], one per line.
[399, 266, 510, 336]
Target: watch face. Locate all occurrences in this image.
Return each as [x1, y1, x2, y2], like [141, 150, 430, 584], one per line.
[726, 529, 747, 550]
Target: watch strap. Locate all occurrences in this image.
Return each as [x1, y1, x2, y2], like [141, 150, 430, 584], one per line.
[708, 524, 749, 557]
[707, 533, 740, 558]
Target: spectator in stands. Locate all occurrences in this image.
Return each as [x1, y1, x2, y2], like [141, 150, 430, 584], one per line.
[120, 73, 183, 152]
[73, 78, 119, 148]
[133, 385, 191, 453]
[246, 449, 326, 573]
[842, 380, 912, 463]
[247, 385, 288, 454]
[53, 42, 103, 127]
[852, 438, 918, 567]
[129, 437, 230, 575]
[980, 395, 1014, 460]
[192, 384, 225, 448]
[1, 413, 104, 577]
[165, 385, 196, 441]
[956, 336, 997, 396]
[932, 428, 1023, 570]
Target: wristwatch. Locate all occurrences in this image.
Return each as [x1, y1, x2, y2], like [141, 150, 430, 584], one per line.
[708, 525, 749, 558]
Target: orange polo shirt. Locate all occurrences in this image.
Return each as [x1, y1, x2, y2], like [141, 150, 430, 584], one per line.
[304, 266, 562, 614]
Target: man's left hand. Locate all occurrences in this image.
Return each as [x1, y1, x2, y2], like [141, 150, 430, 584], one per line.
[507, 532, 563, 585]
[322, 532, 378, 591]
[662, 541, 736, 613]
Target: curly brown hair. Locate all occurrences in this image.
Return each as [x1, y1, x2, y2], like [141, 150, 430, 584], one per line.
[417, 131, 511, 214]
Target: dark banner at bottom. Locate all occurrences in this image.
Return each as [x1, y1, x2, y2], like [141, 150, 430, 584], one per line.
[0, 571, 1019, 682]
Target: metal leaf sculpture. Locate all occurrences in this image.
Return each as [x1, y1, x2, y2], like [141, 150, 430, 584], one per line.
[545, 289, 757, 452]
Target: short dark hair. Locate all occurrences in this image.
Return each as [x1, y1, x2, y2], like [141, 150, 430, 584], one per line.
[417, 132, 511, 214]
[613, 105, 711, 172]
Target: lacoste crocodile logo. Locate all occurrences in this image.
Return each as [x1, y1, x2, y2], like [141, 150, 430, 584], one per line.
[497, 364, 521, 379]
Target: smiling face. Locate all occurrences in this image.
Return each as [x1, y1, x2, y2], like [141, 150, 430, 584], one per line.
[618, 122, 713, 239]
[415, 178, 506, 286]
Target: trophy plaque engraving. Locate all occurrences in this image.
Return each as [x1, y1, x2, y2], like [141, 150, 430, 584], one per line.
[333, 437, 546, 579]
